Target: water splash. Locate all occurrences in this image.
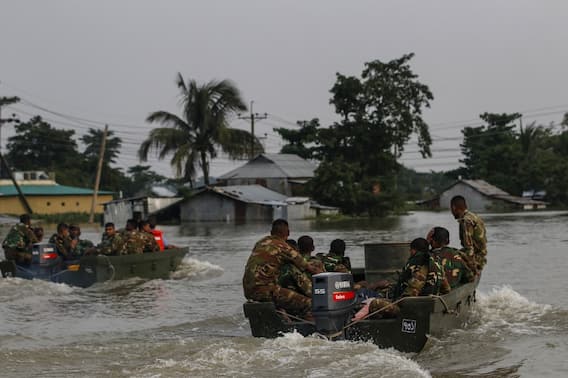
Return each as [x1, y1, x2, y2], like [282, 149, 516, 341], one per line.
[170, 257, 224, 281]
[472, 285, 553, 335]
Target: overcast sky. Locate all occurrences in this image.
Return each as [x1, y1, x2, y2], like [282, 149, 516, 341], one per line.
[1, 0, 567, 178]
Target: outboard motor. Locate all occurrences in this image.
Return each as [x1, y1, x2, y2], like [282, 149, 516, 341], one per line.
[30, 243, 62, 279]
[312, 272, 357, 339]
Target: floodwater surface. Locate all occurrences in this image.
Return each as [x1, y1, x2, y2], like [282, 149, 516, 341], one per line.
[1, 211, 567, 377]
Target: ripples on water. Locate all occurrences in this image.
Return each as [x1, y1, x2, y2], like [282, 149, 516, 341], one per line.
[1, 212, 568, 377]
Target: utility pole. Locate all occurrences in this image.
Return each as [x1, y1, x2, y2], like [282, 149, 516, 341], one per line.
[88, 124, 108, 224]
[238, 100, 267, 159]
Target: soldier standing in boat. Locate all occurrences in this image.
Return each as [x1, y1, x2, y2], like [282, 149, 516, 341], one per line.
[450, 195, 487, 274]
[2, 214, 38, 265]
[243, 219, 323, 318]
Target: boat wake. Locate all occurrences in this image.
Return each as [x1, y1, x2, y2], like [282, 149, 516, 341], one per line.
[170, 257, 224, 281]
[132, 331, 431, 378]
[472, 285, 557, 336]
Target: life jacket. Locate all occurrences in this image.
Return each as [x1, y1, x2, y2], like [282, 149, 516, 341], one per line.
[151, 229, 165, 251]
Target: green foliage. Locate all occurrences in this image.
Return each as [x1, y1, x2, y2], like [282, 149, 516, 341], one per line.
[139, 73, 263, 185]
[6, 116, 83, 172]
[459, 111, 568, 205]
[274, 119, 319, 159]
[307, 53, 433, 215]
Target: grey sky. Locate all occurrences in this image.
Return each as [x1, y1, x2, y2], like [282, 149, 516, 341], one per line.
[1, 0, 567, 177]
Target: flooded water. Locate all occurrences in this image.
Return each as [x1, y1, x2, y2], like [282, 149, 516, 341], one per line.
[1, 211, 567, 377]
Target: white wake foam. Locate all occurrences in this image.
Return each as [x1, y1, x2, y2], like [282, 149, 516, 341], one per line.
[169, 257, 224, 281]
[473, 285, 553, 335]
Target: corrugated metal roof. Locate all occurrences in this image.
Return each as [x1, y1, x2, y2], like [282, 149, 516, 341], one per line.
[461, 180, 510, 197]
[0, 184, 113, 196]
[207, 185, 287, 205]
[218, 154, 316, 179]
[461, 180, 546, 205]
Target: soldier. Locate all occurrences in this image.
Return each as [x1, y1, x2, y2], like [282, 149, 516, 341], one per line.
[297, 235, 314, 257]
[317, 238, 352, 273]
[138, 220, 161, 253]
[279, 235, 319, 296]
[33, 226, 44, 242]
[95, 222, 124, 255]
[429, 227, 475, 289]
[2, 214, 38, 265]
[450, 195, 487, 273]
[243, 219, 322, 318]
[69, 224, 94, 257]
[391, 237, 445, 299]
[119, 219, 146, 255]
[49, 223, 77, 261]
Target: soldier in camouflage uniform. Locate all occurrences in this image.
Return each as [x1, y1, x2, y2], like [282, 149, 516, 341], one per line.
[95, 223, 124, 255]
[243, 219, 323, 317]
[451, 195, 487, 273]
[392, 238, 445, 299]
[2, 214, 38, 265]
[69, 225, 94, 257]
[119, 219, 146, 255]
[138, 220, 160, 253]
[278, 235, 322, 296]
[49, 223, 77, 261]
[429, 227, 475, 289]
[316, 239, 352, 273]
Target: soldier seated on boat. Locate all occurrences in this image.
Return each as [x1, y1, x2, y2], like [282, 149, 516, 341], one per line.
[69, 224, 94, 257]
[138, 220, 161, 253]
[392, 237, 446, 299]
[1, 214, 38, 265]
[316, 239, 352, 273]
[428, 227, 474, 289]
[278, 235, 324, 297]
[243, 219, 323, 319]
[89, 222, 124, 256]
[364, 238, 446, 319]
[119, 219, 148, 255]
[33, 226, 44, 242]
[49, 223, 77, 261]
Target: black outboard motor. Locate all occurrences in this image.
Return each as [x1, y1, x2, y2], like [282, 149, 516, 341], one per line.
[312, 272, 357, 339]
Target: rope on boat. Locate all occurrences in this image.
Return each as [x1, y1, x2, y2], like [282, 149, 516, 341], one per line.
[100, 255, 116, 281]
[275, 309, 315, 325]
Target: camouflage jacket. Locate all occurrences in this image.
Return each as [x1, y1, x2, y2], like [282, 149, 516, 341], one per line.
[243, 236, 309, 297]
[278, 263, 312, 297]
[316, 253, 352, 273]
[431, 246, 475, 289]
[97, 234, 124, 255]
[119, 230, 146, 255]
[2, 223, 38, 252]
[140, 231, 160, 253]
[72, 239, 95, 257]
[48, 233, 74, 259]
[458, 210, 487, 271]
[393, 250, 444, 299]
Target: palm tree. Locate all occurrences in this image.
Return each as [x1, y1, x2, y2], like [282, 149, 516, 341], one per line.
[138, 73, 263, 186]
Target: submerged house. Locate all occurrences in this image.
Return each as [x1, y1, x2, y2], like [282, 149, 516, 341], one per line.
[180, 185, 288, 222]
[0, 171, 113, 215]
[435, 179, 547, 212]
[103, 196, 183, 226]
[216, 154, 316, 196]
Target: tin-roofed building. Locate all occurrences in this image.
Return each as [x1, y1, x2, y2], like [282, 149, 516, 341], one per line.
[180, 185, 289, 222]
[437, 179, 547, 212]
[217, 153, 316, 196]
[0, 173, 113, 215]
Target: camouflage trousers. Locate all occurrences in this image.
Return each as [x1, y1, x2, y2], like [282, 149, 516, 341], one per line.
[246, 284, 311, 317]
[459, 251, 479, 275]
[3, 248, 32, 265]
[278, 264, 312, 297]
